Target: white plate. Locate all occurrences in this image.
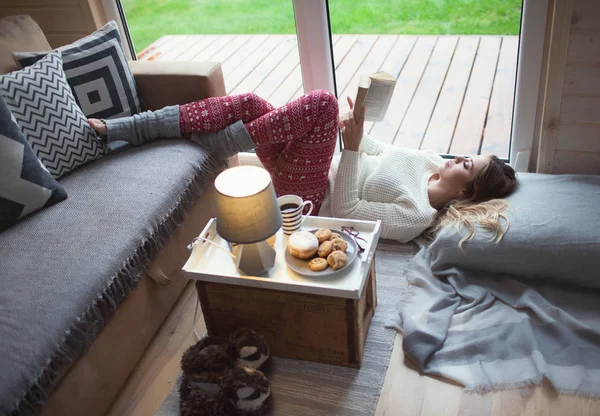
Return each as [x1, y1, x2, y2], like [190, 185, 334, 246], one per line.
[284, 229, 358, 277]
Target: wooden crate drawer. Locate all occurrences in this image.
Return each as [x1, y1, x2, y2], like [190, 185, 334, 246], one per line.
[196, 259, 376, 367]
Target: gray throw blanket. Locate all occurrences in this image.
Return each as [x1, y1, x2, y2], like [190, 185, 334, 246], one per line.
[389, 173, 600, 397]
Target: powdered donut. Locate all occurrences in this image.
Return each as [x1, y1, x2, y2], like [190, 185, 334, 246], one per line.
[288, 231, 319, 259]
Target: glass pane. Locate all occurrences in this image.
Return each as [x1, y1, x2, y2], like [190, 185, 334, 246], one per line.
[121, 0, 304, 107]
[329, 0, 523, 159]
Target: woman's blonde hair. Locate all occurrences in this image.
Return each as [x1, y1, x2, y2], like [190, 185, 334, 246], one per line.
[426, 156, 518, 247]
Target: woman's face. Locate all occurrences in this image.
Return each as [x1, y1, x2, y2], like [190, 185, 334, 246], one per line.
[438, 155, 491, 194]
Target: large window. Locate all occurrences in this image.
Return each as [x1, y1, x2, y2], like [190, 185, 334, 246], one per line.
[116, 0, 546, 169]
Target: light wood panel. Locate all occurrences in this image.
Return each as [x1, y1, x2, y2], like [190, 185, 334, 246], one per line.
[529, 0, 555, 171]
[393, 36, 457, 149]
[0, 0, 107, 49]
[172, 35, 217, 62]
[0, 7, 89, 33]
[225, 36, 286, 92]
[220, 35, 268, 77]
[557, 123, 600, 152]
[204, 35, 252, 65]
[553, 1, 600, 181]
[281, 34, 350, 105]
[45, 33, 89, 48]
[564, 62, 600, 95]
[106, 283, 202, 416]
[572, 0, 600, 28]
[449, 36, 501, 155]
[332, 34, 360, 68]
[369, 36, 437, 144]
[481, 36, 519, 158]
[554, 149, 600, 174]
[338, 35, 397, 114]
[374, 334, 600, 416]
[362, 36, 417, 133]
[536, 0, 576, 173]
[82, 0, 107, 29]
[268, 65, 303, 107]
[334, 35, 378, 95]
[190, 34, 236, 62]
[421, 36, 479, 153]
[254, 37, 343, 101]
[231, 36, 296, 95]
[2, 0, 79, 5]
[158, 35, 204, 62]
[136, 36, 172, 61]
[560, 95, 600, 124]
[253, 43, 302, 100]
[566, 27, 600, 63]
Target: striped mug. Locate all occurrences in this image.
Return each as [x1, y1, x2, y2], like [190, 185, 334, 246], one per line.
[277, 195, 313, 235]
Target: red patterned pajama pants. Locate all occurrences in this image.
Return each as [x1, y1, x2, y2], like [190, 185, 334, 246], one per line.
[179, 90, 339, 215]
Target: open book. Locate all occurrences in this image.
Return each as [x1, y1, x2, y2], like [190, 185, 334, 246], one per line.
[353, 71, 396, 122]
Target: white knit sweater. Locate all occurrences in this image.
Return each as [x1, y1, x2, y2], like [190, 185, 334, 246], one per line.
[320, 134, 443, 242]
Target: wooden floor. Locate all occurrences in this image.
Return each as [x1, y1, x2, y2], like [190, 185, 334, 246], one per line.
[138, 35, 517, 158]
[108, 254, 600, 416]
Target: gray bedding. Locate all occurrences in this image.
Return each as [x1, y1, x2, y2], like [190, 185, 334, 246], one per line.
[390, 173, 600, 396]
[0, 140, 222, 415]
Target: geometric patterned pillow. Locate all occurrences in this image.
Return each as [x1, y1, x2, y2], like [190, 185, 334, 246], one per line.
[0, 94, 67, 231]
[14, 21, 142, 120]
[0, 52, 106, 179]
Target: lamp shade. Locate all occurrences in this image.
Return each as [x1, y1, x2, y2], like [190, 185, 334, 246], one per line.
[214, 166, 282, 244]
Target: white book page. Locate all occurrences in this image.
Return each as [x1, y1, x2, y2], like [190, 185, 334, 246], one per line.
[364, 80, 395, 122]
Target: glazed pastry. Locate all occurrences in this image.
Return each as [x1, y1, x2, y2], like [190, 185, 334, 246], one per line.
[314, 228, 332, 244]
[308, 258, 328, 272]
[327, 251, 347, 270]
[329, 232, 342, 241]
[288, 231, 319, 259]
[331, 238, 348, 253]
[317, 240, 333, 258]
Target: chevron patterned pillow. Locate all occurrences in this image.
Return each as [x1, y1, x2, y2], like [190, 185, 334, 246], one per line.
[14, 21, 141, 120]
[0, 94, 68, 231]
[0, 51, 106, 179]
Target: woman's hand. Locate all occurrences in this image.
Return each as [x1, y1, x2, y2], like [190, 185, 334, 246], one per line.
[339, 96, 365, 152]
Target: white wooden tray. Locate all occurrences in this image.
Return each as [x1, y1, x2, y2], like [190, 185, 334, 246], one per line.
[183, 216, 381, 299]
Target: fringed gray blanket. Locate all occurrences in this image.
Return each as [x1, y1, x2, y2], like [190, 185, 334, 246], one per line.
[389, 173, 600, 397]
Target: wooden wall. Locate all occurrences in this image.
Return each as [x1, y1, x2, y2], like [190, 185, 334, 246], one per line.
[0, 0, 107, 49]
[535, 0, 600, 174]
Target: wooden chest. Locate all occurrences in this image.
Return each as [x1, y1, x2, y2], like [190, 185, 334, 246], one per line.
[195, 258, 376, 367]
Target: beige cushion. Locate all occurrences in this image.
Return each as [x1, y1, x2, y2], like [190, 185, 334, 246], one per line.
[0, 15, 51, 75]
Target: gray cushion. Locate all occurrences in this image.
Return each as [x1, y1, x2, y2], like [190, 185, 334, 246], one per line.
[0, 139, 222, 415]
[0, 94, 67, 230]
[14, 21, 142, 120]
[0, 51, 106, 179]
[429, 173, 600, 289]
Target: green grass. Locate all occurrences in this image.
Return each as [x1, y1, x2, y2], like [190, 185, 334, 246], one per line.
[122, 0, 522, 53]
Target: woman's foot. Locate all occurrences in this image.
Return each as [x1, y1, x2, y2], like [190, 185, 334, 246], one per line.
[88, 118, 107, 136]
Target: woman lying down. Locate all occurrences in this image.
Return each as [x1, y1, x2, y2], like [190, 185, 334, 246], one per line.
[89, 90, 518, 243]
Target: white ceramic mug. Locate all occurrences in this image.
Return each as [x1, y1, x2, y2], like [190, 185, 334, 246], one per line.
[277, 195, 313, 235]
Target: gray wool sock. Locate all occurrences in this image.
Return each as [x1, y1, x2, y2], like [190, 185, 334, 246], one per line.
[190, 120, 255, 160]
[104, 105, 181, 145]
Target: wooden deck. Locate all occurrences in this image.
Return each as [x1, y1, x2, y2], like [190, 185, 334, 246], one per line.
[138, 34, 518, 158]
